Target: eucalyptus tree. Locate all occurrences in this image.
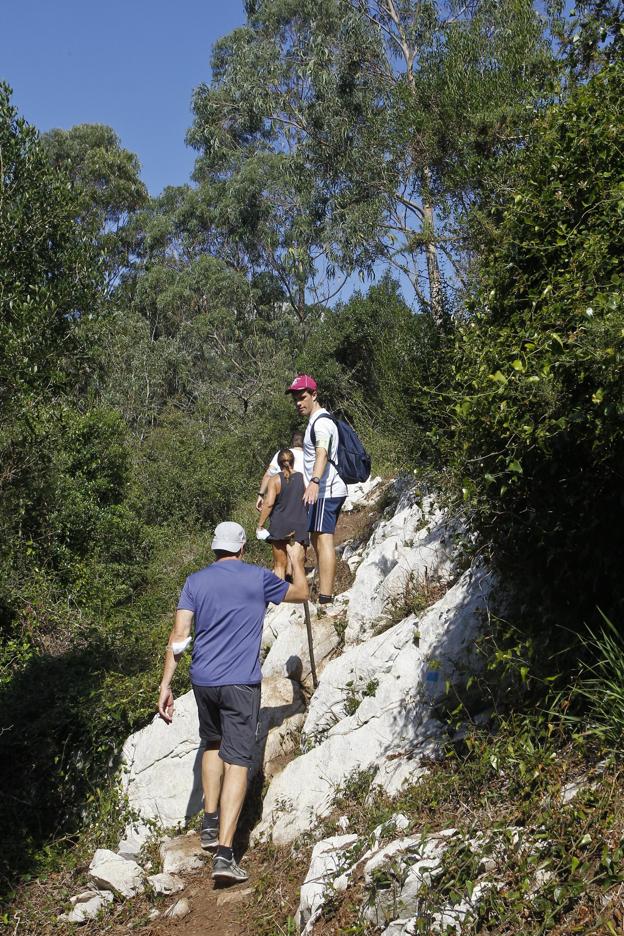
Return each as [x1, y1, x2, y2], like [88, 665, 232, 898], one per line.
[189, 0, 555, 328]
[42, 124, 148, 290]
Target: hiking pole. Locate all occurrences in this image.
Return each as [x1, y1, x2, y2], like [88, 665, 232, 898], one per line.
[303, 599, 318, 691]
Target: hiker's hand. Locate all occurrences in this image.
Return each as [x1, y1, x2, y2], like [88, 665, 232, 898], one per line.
[158, 685, 174, 723]
[286, 541, 305, 565]
[303, 482, 319, 506]
[255, 495, 263, 511]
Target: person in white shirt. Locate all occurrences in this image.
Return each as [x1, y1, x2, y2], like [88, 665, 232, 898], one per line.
[255, 432, 305, 512]
[285, 374, 347, 607]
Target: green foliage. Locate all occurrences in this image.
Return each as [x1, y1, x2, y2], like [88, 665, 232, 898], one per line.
[0, 90, 153, 892]
[300, 276, 448, 471]
[189, 0, 557, 320]
[559, 0, 624, 76]
[563, 613, 624, 746]
[42, 123, 148, 287]
[448, 62, 624, 627]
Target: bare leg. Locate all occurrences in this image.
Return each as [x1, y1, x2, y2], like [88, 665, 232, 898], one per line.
[311, 532, 336, 597]
[271, 541, 288, 580]
[202, 743, 224, 813]
[218, 762, 249, 848]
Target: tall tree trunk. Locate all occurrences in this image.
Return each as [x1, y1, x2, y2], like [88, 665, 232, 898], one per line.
[422, 167, 446, 330]
[388, 0, 447, 331]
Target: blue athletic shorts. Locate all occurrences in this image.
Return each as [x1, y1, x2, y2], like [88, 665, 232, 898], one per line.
[192, 683, 261, 768]
[307, 496, 346, 534]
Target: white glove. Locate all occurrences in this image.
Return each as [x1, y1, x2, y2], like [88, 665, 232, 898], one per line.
[256, 528, 270, 541]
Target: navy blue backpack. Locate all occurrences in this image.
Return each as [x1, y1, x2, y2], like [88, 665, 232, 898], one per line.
[310, 413, 371, 485]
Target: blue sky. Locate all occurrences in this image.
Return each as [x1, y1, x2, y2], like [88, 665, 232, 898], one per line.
[1, 0, 246, 195]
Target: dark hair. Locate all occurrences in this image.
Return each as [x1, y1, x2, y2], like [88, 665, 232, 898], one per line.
[277, 448, 295, 468]
[214, 548, 242, 559]
[290, 431, 304, 447]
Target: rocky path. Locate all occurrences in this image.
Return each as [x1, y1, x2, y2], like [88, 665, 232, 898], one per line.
[107, 495, 384, 936]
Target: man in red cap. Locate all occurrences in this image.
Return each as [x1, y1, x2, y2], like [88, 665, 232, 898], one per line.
[286, 375, 347, 609]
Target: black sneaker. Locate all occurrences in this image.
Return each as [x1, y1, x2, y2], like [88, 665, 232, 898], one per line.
[200, 824, 219, 852]
[212, 855, 249, 883]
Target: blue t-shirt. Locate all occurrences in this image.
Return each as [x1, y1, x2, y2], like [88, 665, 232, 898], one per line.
[177, 559, 289, 687]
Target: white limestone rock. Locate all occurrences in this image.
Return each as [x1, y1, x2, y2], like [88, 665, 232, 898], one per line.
[253, 675, 307, 778]
[298, 834, 360, 932]
[164, 897, 191, 919]
[147, 872, 185, 895]
[381, 920, 419, 936]
[370, 757, 429, 796]
[262, 602, 304, 653]
[262, 713, 306, 780]
[254, 566, 494, 846]
[261, 613, 340, 688]
[160, 833, 205, 874]
[88, 849, 144, 898]
[119, 690, 202, 850]
[363, 830, 455, 928]
[304, 565, 492, 749]
[254, 705, 442, 846]
[59, 889, 114, 924]
[345, 503, 460, 645]
[343, 476, 384, 512]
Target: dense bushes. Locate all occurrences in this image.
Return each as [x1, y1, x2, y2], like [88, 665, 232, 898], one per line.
[449, 62, 624, 627]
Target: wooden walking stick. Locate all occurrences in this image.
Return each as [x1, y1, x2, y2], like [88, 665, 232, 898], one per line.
[304, 599, 318, 691]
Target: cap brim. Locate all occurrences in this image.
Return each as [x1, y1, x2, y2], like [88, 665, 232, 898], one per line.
[211, 539, 245, 551]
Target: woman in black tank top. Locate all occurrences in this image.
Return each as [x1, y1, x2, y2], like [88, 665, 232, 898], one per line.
[256, 448, 309, 579]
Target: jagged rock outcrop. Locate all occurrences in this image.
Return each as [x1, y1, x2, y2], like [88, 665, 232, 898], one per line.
[253, 564, 494, 845]
[344, 491, 460, 645]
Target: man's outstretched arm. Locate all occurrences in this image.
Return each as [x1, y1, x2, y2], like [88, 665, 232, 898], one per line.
[158, 609, 194, 722]
[284, 541, 309, 602]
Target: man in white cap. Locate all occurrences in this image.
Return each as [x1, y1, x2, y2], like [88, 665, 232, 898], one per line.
[157, 521, 308, 883]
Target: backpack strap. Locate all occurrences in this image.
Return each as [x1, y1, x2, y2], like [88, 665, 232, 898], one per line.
[310, 412, 337, 467]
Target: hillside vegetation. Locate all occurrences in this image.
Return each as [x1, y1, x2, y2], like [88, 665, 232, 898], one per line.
[1, 0, 623, 928]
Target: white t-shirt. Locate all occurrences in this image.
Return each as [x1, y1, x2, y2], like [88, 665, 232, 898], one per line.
[267, 446, 305, 477]
[304, 409, 348, 499]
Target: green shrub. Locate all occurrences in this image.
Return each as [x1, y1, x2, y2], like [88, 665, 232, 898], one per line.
[449, 62, 624, 630]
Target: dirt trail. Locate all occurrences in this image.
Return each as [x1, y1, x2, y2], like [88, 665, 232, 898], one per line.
[131, 500, 380, 936]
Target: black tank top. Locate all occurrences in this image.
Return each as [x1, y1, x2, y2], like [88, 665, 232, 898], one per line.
[269, 471, 309, 543]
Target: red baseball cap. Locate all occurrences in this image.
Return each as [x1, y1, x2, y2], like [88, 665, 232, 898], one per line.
[285, 374, 317, 394]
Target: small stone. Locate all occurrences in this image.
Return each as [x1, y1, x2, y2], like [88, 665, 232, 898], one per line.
[147, 872, 184, 895]
[561, 779, 584, 803]
[160, 833, 204, 873]
[216, 886, 254, 906]
[59, 889, 114, 923]
[89, 849, 144, 898]
[164, 897, 191, 919]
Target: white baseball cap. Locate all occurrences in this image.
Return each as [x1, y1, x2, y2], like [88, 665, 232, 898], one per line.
[211, 521, 247, 553]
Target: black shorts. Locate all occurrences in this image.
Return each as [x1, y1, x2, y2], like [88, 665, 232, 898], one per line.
[192, 683, 261, 768]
